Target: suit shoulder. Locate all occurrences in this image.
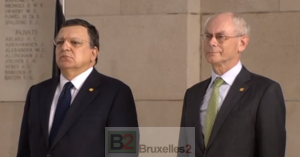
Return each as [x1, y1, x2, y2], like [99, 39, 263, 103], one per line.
[186, 78, 211, 92]
[98, 73, 131, 89]
[250, 72, 281, 87]
[29, 77, 58, 89]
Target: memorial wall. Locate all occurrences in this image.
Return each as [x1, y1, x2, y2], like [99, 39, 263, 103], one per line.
[0, 0, 56, 101]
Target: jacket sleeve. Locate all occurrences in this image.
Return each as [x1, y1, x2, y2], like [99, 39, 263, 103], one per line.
[256, 82, 286, 157]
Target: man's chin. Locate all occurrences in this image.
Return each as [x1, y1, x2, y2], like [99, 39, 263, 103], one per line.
[206, 57, 221, 64]
[58, 63, 75, 70]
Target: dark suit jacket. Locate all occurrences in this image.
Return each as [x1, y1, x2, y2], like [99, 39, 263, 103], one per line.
[179, 66, 286, 157]
[17, 68, 139, 157]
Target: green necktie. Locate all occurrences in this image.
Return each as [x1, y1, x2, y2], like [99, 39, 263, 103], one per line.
[205, 77, 224, 147]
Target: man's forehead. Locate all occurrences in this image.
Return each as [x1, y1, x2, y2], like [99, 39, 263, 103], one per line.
[57, 26, 89, 37]
[205, 16, 235, 33]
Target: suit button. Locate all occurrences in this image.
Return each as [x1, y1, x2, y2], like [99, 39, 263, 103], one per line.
[46, 154, 52, 157]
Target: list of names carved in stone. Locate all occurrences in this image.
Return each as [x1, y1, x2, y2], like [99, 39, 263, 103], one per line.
[4, 0, 45, 81]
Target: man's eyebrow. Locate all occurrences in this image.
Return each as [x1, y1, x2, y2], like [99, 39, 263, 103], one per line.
[204, 31, 226, 34]
[55, 37, 82, 40]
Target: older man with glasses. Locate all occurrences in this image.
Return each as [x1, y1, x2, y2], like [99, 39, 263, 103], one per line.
[178, 12, 286, 157]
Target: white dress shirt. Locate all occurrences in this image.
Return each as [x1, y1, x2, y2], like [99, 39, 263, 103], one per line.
[200, 61, 242, 134]
[48, 67, 93, 134]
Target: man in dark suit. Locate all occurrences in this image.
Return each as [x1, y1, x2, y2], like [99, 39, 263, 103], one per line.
[178, 12, 286, 157]
[17, 18, 139, 157]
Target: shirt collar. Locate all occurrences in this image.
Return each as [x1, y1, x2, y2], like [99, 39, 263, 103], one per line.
[59, 67, 93, 90]
[209, 61, 242, 87]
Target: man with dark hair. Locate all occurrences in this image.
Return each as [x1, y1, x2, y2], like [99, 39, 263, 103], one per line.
[17, 18, 139, 157]
[59, 18, 100, 65]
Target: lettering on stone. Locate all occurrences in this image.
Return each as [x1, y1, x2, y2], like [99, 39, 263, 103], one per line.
[1, 0, 55, 101]
[4, 0, 46, 81]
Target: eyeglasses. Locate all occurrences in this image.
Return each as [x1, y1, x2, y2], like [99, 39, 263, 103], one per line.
[200, 33, 244, 43]
[53, 38, 89, 48]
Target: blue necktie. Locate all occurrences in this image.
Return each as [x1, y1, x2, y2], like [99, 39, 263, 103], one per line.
[49, 82, 73, 146]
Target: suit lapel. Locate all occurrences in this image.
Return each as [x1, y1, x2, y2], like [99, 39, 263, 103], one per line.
[193, 78, 211, 153]
[207, 66, 251, 148]
[39, 77, 59, 149]
[50, 68, 102, 149]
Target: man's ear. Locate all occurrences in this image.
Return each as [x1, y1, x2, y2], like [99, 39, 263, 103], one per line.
[238, 35, 249, 52]
[91, 47, 99, 61]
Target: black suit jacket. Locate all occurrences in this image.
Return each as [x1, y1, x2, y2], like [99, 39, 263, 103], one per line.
[17, 68, 139, 157]
[179, 66, 286, 157]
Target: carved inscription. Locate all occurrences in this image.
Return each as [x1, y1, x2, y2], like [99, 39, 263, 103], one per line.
[4, 0, 45, 80]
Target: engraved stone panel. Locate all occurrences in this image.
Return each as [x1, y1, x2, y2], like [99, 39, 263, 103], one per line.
[0, 0, 56, 101]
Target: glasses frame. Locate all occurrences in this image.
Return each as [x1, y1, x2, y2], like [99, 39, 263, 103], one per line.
[200, 33, 245, 43]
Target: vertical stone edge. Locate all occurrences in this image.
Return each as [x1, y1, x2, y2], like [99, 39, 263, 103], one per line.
[187, 14, 201, 89]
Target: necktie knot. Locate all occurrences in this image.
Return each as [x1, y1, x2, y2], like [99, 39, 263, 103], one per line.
[64, 82, 74, 91]
[214, 77, 224, 88]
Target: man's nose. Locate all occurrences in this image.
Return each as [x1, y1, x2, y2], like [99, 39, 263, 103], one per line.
[61, 40, 73, 50]
[208, 36, 218, 47]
